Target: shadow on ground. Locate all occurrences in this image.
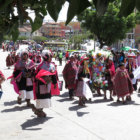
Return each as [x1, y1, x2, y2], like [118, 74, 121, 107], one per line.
[57, 92, 75, 102]
[4, 100, 26, 106]
[69, 105, 87, 111]
[93, 94, 103, 97]
[71, 100, 79, 104]
[57, 98, 75, 102]
[21, 117, 53, 130]
[107, 101, 140, 107]
[92, 99, 112, 104]
[1, 105, 30, 113]
[76, 111, 89, 117]
[137, 94, 140, 97]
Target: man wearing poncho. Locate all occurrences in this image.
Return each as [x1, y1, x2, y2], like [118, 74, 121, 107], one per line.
[32, 50, 57, 117]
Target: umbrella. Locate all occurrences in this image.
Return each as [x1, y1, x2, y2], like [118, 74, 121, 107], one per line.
[121, 46, 131, 51]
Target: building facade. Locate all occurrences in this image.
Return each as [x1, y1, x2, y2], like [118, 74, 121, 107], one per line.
[40, 23, 61, 38]
[40, 22, 81, 38]
[19, 24, 42, 39]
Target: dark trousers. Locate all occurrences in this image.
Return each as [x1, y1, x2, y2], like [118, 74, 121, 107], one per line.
[59, 58, 62, 65]
[69, 89, 74, 98]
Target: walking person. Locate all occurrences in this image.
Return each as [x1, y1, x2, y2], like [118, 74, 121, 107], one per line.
[104, 57, 115, 100]
[6, 54, 13, 69]
[65, 51, 69, 61]
[32, 50, 57, 117]
[63, 55, 78, 99]
[75, 60, 92, 106]
[58, 51, 63, 66]
[113, 63, 134, 104]
[12, 51, 35, 106]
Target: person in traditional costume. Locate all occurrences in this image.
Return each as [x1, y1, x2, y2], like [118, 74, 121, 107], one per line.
[113, 63, 134, 104]
[12, 51, 35, 106]
[32, 50, 57, 117]
[75, 60, 92, 106]
[33, 52, 42, 64]
[2, 42, 5, 52]
[11, 51, 16, 65]
[15, 52, 20, 63]
[91, 53, 106, 96]
[6, 54, 13, 69]
[63, 55, 78, 99]
[104, 56, 115, 100]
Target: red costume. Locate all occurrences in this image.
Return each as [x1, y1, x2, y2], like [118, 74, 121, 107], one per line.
[113, 68, 133, 97]
[63, 60, 78, 89]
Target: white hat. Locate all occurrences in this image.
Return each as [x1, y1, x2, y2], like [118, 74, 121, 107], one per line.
[42, 50, 51, 58]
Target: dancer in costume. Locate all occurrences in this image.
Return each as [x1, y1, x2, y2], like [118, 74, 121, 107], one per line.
[113, 63, 133, 104]
[75, 60, 92, 106]
[32, 50, 57, 117]
[13, 51, 35, 106]
[104, 56, 115, 100]
[63, 55, 78, 99]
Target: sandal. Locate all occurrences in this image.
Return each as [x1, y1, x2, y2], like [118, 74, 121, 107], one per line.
[17, 97, 22, 104]
[26, 99, 31, 107]
[33, 109, 46, 117]
[78, 100, 86, 107]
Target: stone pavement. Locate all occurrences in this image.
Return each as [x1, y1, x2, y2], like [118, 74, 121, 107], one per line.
[0, 50, 140, 140]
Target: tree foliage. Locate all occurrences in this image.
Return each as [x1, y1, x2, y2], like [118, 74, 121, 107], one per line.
[32, 36, 47, 42]
[69, 32, 92, 49]
[136, 12, 140, 24]
[0, 0, 139, 43]
[78, 1, 136, 48]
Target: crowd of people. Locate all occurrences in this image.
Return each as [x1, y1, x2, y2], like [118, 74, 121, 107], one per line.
[0, 46, 140, 117]
[63, 49, 140, 106]
[4, 49, 59, 117]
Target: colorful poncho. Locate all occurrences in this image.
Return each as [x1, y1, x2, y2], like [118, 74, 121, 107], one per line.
[113, 68, 133, 97]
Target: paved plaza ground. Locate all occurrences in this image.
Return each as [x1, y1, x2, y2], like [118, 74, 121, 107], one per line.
[0, 50, 140, 140]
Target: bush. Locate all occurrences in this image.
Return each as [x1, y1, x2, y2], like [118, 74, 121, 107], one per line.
[32, 36, 47, 42]
[18, 36, 28, 40]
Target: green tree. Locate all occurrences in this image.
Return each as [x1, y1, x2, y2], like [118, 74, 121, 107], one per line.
[18, 36, 28, 41]
[69, 32, 92, 49]
[3, 35, 12, 41]
[78, 2, 136, 48]
[0, 0, 139, 43]
[32, 36, 47, 43]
